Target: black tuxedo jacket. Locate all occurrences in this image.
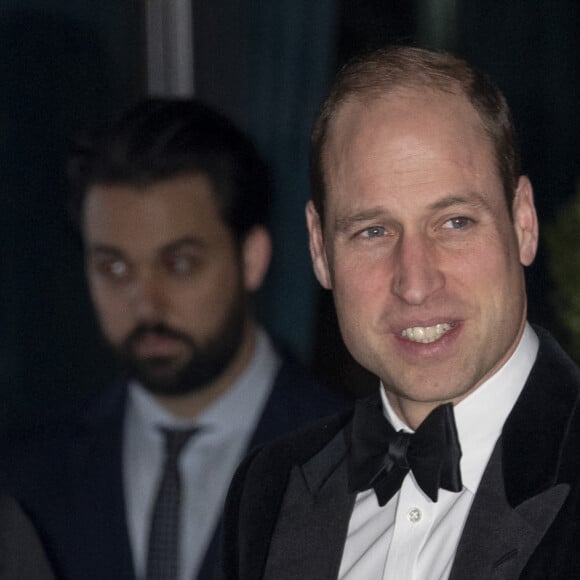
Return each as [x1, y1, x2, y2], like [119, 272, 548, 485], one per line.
[0, 354, 346, 580]
[222, 328, 580, 579]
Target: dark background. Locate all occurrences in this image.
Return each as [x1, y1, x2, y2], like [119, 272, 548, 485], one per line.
[1, 0, 579, 430]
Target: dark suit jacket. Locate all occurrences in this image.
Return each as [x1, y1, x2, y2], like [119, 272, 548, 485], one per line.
[222, 328, 580, 579]
[0, 495, 55, 580]
[0, 354, 346, 580]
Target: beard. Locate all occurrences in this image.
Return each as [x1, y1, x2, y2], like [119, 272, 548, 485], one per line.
[114, 291, 247, 398]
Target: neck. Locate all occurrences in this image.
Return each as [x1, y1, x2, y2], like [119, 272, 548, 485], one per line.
[154, 321, 258, 419]
[385, 394, 446, 431]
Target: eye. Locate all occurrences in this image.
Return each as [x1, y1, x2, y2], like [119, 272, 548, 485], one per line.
[164, 254, 198, 276]
[361, 226, 386, 239]
[442, 216, 472, 230]
[94, 258, 129, 280]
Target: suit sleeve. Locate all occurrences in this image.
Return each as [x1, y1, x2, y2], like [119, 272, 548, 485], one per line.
[219, 446, 263, 580]
[0, 495, 55, 580]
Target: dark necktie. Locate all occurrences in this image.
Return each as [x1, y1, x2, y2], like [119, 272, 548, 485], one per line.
[348, 395, 462, 506]
[146, 427, 197, 580]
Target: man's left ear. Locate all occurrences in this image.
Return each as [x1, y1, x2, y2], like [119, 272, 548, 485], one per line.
[513, 176, 539, 266]
[242, 225, 272, 291]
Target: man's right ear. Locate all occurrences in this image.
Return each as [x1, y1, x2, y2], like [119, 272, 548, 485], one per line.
[305, 200, 332, 289]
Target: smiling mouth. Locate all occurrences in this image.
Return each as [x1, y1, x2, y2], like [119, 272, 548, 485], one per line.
[401, 323, 452, 343]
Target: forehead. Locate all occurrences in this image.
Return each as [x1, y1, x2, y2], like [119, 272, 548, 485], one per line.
[323, 88, 498, 214]
[83, 173, 232, 250]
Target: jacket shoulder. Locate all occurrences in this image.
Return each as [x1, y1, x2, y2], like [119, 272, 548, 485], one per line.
[0, 381, 127, 492]
[250, 350, 352, 447]
[221, 410, 351, 580]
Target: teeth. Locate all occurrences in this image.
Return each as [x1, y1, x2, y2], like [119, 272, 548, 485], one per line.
[401, 323, 451, 343]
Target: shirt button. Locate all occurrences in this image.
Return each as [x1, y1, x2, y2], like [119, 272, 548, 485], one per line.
[408, 507, 422, 523]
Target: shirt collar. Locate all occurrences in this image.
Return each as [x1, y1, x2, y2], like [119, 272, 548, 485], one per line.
[128, 327, 281, 437]
[381, 322, 539, 493]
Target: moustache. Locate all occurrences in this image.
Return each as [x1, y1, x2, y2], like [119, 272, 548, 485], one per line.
[124, 323, 194, 350]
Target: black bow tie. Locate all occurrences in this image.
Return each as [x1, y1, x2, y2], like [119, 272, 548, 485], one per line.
[348, 395, 463, 506]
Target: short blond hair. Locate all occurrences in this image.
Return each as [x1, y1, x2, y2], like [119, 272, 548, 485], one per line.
[310, 46, 520, 222]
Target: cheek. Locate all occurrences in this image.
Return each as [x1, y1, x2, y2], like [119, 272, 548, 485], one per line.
[176, 287, 226, 322]
[468, 236, 520, 289]
[331, 255, 389, 323]
[90, 289, 132, 341]
[456, 237, 526, 331]
[173, 273, 243, 328]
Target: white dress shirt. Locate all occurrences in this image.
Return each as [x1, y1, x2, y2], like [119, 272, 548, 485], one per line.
[123, 328, 281, 580]
[339, 323, 539, 580]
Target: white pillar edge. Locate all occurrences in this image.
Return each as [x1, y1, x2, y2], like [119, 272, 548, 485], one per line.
[144, 0, 195, 97]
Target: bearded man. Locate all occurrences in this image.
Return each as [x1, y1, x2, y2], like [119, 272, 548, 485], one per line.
[0, 98, 343, 580]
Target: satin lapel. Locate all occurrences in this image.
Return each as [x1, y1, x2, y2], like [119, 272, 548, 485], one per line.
[450, 442, 569, 580]
[263, 427, 355, 580]
[452, 329, 580, 580]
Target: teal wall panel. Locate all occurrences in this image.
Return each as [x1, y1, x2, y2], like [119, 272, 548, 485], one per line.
[0, 1, 143, 429]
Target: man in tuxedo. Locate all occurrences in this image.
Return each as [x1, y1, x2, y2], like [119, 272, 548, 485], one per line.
[1, 99, 343, 580]
[222, 46, 580, 579]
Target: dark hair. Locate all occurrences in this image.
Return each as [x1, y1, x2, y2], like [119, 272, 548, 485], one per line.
[68, 98, 271, 240]
[310, 45, 520, 222]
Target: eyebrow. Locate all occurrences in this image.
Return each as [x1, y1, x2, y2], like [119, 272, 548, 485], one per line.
[88, 236, 207, 257]
[334, 191, 493, 233]
[87, 243, 122, 257]
[334, 207, 389, 233]
[160, 236, 208, 254]
[427, 192, 493, 213]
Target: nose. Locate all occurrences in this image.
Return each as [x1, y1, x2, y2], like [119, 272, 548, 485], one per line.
[390, 233, 444, 305]
[129, 271, 166, 322]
